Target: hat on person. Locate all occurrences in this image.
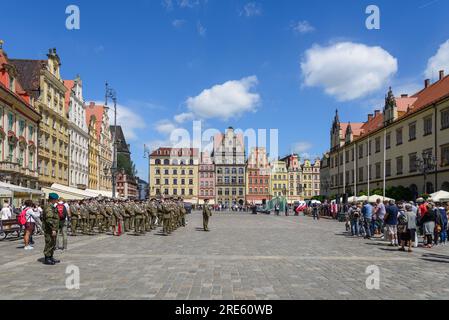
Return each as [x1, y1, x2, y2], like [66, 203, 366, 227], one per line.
[49, 193, 59, 200]
[417, 197, 424, 203]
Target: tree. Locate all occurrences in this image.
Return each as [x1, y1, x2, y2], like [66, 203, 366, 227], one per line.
[117, 154, 137, 177]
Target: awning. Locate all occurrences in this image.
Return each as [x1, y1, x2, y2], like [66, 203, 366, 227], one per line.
[430, 190, 449, 202]
[0, 181, 43, 197]
[0, 188, 13, 198]
[42, 184, 100, 200]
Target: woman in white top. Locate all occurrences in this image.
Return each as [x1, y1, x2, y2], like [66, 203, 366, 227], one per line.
[1, 200, 12, 220]
[23, 200, 39, 250]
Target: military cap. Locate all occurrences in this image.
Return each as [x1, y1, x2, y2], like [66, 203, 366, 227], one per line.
[49, 193, 59, 200]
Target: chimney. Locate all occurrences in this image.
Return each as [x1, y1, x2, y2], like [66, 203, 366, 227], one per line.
[368, 114, 373, 122]
[425, 79, 430, 88]
[440, 70, 445, 80]
[374, 110, 380, 116]
[401, 94, 408, 98]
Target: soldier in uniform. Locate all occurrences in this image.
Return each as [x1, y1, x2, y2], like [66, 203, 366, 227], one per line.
[104, 200, 113, 234]
[162, 198, 172, 236]
[42, 193, 61, 265]
[88, 199, 98, 234]
[203, 198, 212, 232]
[134, 200, 145, 234]
[179, 198, 187, 227]
[69, 200, 81, 236]
[149, 199, 158, 230]
[123, 200, 132, 232]
[111, 199, 122, 236]
[157, 198, 164, 227]
[142, 201, 151, 232]
[96, 199, 106, 233]
[79, 200, 90, 235]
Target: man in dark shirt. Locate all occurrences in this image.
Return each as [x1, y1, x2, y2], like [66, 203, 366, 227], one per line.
[384, 200, 399, 246]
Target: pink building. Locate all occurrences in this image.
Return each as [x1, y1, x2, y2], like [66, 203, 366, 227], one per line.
[198, 152, 215, 205]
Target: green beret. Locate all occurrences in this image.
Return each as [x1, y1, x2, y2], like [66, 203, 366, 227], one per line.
[49, 193, 59, 200]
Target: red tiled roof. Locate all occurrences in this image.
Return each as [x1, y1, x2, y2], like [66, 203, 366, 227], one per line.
[338, 73, 449, 143]
[0, 49, 35, 110]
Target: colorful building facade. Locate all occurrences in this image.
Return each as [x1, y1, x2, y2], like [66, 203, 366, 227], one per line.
[270, 160, 288, 198]
[11, 49, 69, 187]
[0, 46, 40, 189]
[246, 147, 271, 205]
[199, 151, 215, 204]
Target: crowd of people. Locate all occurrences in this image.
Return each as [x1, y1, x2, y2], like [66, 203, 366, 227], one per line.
[344, 198, 448, 252]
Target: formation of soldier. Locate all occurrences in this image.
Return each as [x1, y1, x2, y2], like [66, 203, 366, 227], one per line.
[66, 197, 187, 237]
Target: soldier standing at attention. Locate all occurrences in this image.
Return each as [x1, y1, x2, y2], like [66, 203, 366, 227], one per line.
[88, 199, 97, 234]
[42, 193, 61, 265]
[69, 200, 81, 236]
[203, 199, 212, 232]
[134, 201, 144, 235]
[162, 199, 171, 236]
[180, 198, 187, 227]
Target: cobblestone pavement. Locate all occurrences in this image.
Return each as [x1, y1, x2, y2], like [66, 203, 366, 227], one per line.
[1, 212, 449, 300]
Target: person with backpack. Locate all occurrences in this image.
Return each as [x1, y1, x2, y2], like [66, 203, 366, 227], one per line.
[348, 202, 360, 236]
[384, 200, 399, 247]
[56, 199, 69, 251]
[42, 193, 62, 265]
[20, 200, 39, 250]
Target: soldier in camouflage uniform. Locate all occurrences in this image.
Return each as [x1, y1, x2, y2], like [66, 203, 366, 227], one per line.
[157, 199, 164, 227]
[42, 193, 62, 265]
[134, 201, 145, 234]
[88, 199, 98, 234]
[104, 200, 113, 234]
[69, 200, 81, 236]
[179, 198, 187, 227]
[96, 199, 106, 233]
[162, 199, 172, 236]
[149, 199, 158, 230]
[203, 198, 212, 232]
[123, 200, 132, 232]
[111, 199, 122, 236]
[79, 200, 90, 235]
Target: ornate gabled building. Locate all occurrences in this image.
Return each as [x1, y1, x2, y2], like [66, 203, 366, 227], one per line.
[11, 48, 69, 187]
[213, 127, 246, 207]
[0, 45, 40, 189]
[247, 147, 271, 205]
[86, 111, 99, 190]
[64, 76, 89, 189]
[270, 160, 288, 198]
[280, 154, 302, 203]
[327, 71, 449, 199]
[86, 102, 112, 191]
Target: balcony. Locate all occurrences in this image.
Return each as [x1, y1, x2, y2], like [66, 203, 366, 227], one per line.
[0, 161, 20, 174]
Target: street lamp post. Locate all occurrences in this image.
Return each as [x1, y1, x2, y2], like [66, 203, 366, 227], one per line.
[416, 152, 437, 195]
[105, 82, 118, 198]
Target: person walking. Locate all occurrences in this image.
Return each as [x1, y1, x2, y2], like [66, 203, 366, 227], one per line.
[375, 199, 386, 238]
[348, 202, 360, 236]
[362, 201, 373, 239]
[42, 193, 61, 266]
[384, 200, 399, 246]
[23, 200, 39, 250]
[1, 200, 12, 220]
[274, 203, 280, 216]
[203, 199, 212, 232]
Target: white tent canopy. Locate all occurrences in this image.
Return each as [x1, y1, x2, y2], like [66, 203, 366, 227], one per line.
[43, 184, 115, 200]
[430, 190, 449, 202]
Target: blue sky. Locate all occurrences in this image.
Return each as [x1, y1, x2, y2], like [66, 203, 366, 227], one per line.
[2, 0, 449, 181]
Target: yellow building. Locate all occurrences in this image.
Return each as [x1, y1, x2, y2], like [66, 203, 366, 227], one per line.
[270, 160, 288, 198]
[301, 159, 321, 199]
[149, 148, 199, 204]
[12, 49, 69, 187]
[87, 115, 99, 190]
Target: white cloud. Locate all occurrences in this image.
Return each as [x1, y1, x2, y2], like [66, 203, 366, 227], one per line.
[292, 142, 312, 154]
[155, 119, 178, 135]
[197, 21, 206, 37]
[101, 103, 146, 141]
[186, 76, 261, 120]
[291, 20, 315, 34]
[174, 112, 194, 123]
[163, 0, 205, 10]
[425, 39, 449, 80]
[301, 42, 398, 101]
[172, 19, 186, 28]
[241, 2, 262, 17]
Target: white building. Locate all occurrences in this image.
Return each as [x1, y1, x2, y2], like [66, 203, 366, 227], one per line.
[64, 77, 89, 189]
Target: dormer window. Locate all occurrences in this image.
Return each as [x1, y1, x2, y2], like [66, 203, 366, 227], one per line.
[9, 75, 15, 91]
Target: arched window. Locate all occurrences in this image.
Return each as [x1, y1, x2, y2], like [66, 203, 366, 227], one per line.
[163, 159, 170, 165]
[155, 159, 161, 165]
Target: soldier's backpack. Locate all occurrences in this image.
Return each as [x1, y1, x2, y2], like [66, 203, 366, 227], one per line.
[56, 203, 68, 221]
